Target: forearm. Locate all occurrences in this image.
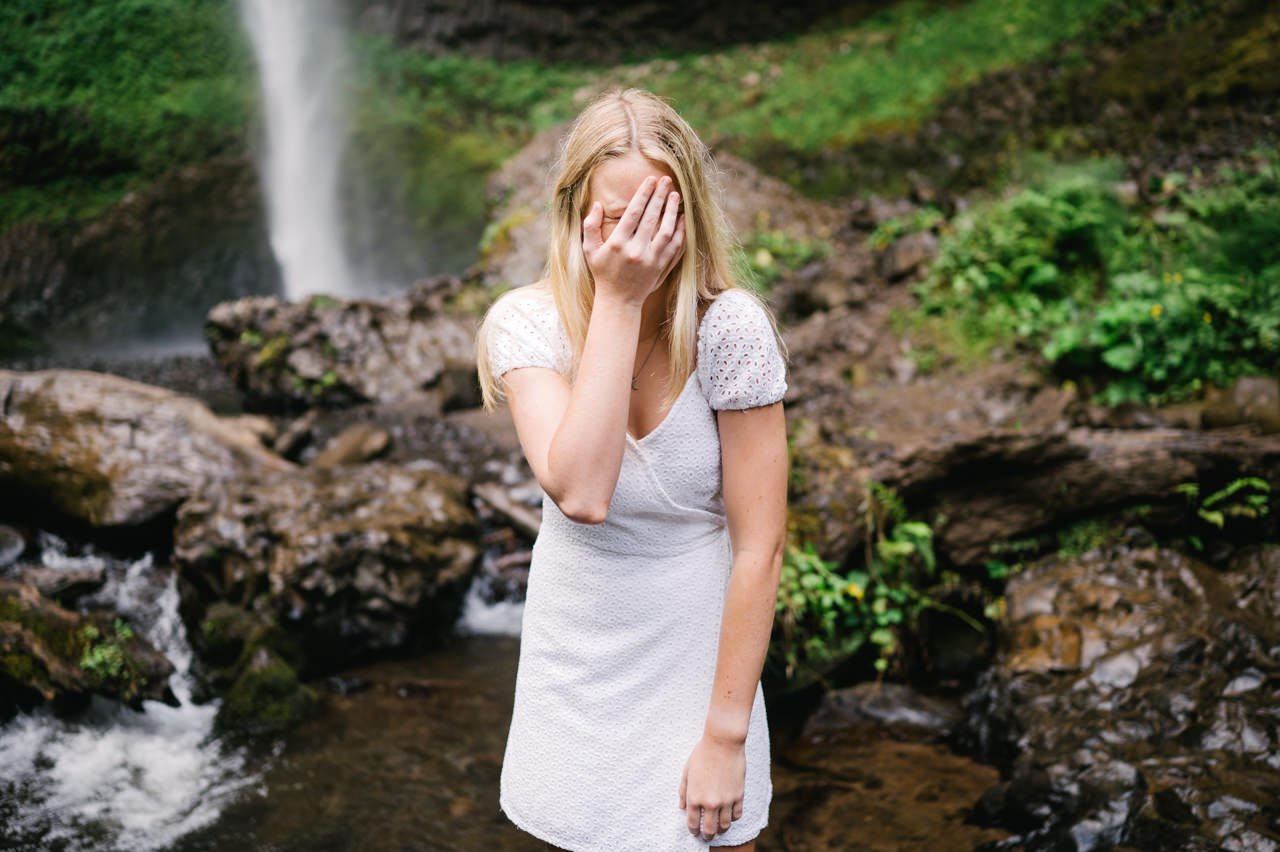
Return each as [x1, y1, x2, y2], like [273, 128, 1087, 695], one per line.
[702, 543, 784, 743]
[543, 295, 641, 521]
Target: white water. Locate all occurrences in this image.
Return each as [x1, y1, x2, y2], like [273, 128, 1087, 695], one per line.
[0, 535, 262, 851]
[238, 0, 355, 300]
[456, 575, 525, 638]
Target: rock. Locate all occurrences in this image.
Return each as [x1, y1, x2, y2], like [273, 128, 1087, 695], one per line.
[310, 423, 390, 468]
[1203, 375, 1280, 433]
[960, 545, 1280, 849]
[204, 278, 476, 413]
[15, 564, 106, 606]
[0, 156, 274, 354]
[173, 462, 481, 674]
[802, 681, 963, 740]
[0, 578, 178, 719]
[0, 524, 25, 567]
[0, 369, 293, 527]
[877, 230, 938, 280]
[214, 645, 319, 736]
[272, 408, 321, 460]
[354, 0, 846, 64]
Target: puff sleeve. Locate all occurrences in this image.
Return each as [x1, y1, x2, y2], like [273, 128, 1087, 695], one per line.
[483, 288, 566, 378]
[696, 289, 788, 410]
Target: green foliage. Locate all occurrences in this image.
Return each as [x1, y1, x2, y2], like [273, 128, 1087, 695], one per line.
[0, 0, 252, 224]
[869, 207, 945, 251]
[1176, 476, 1272, 530]
[78, 617, 137, 684]
[912, 153, 1280, 404]
[772, 482, 984, 689]
[736, 229, 832, 291]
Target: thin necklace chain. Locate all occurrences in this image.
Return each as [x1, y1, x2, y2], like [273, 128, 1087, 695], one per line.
[631, 332, 661, 391]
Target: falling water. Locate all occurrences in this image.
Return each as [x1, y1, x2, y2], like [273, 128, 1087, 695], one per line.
[0, 534, 261, 851]
[238, 0, 355, 300]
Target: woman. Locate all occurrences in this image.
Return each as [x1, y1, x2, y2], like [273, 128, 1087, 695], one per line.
[476, 88, 788, 851]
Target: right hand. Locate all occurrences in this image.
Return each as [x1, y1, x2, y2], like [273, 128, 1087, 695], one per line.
[582, 175, 685, 307]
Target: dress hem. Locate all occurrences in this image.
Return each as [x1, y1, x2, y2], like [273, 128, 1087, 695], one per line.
[499, 792, 768, 851]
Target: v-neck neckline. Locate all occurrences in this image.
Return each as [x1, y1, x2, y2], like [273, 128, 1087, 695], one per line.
[626, 370, 697, 446]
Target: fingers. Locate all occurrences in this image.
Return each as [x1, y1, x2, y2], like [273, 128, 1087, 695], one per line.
[613, 175, 657, 242]
[732, 799, 744, 822]
[678, 765, 687, 811]
[582, 201, 604, 255]
[656, 212, 685, 278]
[635, 176, 672, 242]
[686, 804, 701, 837]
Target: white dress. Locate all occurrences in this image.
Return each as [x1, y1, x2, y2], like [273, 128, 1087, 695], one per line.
[484, 284, 787, 851]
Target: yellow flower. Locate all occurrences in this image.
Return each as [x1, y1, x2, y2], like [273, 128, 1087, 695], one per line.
[1203, 312, 1212, 324]
[845, 582, 865, 601]
[1151, 303, 1164, 319]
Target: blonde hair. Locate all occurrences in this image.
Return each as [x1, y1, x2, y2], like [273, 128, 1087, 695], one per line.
[477, 88, 759, 411]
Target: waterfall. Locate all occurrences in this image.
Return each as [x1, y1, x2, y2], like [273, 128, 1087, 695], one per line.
[238, 0, 355, 300]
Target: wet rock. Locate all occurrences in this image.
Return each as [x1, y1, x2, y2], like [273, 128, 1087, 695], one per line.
[961, 544, 1280, 849]
[173, 461, 481, 675]
[0, 369, 293, 526]
[1203, 375, 1280, 434]
[204, 276, 475, 413]
[14, 564, 106, 606]
[0, 578, 178, 719]
[802, 681, 963, 740]
[877, 230, 938, 280]
[309, 422, 390, 468]
[0, 524, 25, 567]
[214, 645, 319, 736]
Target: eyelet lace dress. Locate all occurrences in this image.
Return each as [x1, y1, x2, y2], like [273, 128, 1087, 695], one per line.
[484, 284, 787, 851]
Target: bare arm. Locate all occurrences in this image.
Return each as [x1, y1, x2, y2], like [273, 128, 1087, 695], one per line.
[679, 399, 788, 840]
[501, 175, 684, 523]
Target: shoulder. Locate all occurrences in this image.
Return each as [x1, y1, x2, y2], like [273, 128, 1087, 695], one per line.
[698, 287, 780, 349]
[485, 281, 557, 326]
[481, 282, 569, 375]
[696, 287, 787, 411]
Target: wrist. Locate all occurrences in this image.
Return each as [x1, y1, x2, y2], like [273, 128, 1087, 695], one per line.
[703, 713, 749, 746]
[592, 289, 647, 313]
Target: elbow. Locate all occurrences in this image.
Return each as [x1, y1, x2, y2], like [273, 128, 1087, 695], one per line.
[551, 492, 610, 525]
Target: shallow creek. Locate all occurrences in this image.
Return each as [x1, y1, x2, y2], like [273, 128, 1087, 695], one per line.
[1, 533, 1007, 851]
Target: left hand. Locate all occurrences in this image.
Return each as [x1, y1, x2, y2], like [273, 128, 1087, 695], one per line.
[678, 735, 746, 841]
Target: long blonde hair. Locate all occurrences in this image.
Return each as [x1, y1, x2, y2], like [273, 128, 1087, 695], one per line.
[477, 88, 749, 411]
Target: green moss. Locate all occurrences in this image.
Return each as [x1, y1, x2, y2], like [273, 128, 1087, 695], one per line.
[217, 649, 319, 735]
[1, 652, 36, 682]
[253, 333, 290, 368]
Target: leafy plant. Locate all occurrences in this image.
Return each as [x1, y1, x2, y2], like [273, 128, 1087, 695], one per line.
[1176, 476, 1272, 528]
[737, 229, 831, 291]
[772, 482, 985, 689]
[911, 152, 1280, 404]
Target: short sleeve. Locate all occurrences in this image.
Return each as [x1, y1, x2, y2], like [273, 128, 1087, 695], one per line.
[697, 289, 788, 410]
[483, 288, 565, 378]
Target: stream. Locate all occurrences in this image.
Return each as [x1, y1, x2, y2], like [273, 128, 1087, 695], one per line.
[1, 526, 1008, 851]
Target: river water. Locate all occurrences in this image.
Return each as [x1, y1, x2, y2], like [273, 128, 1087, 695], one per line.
[1, 532, 1007, 851]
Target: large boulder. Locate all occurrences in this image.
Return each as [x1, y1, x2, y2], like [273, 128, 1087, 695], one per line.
[204, 276, 476, 413]
[0, 368, 292, 527]
[173, 461, 480, 675]
[962, 545, 1280, 850]
[0, 578, 179, 720]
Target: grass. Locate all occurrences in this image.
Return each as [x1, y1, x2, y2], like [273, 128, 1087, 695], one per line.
[1, 0, 1122, 232]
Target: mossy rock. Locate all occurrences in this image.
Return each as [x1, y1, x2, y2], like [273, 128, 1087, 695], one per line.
[215, 646, 319, 736]
[0, 579, 177, 716]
